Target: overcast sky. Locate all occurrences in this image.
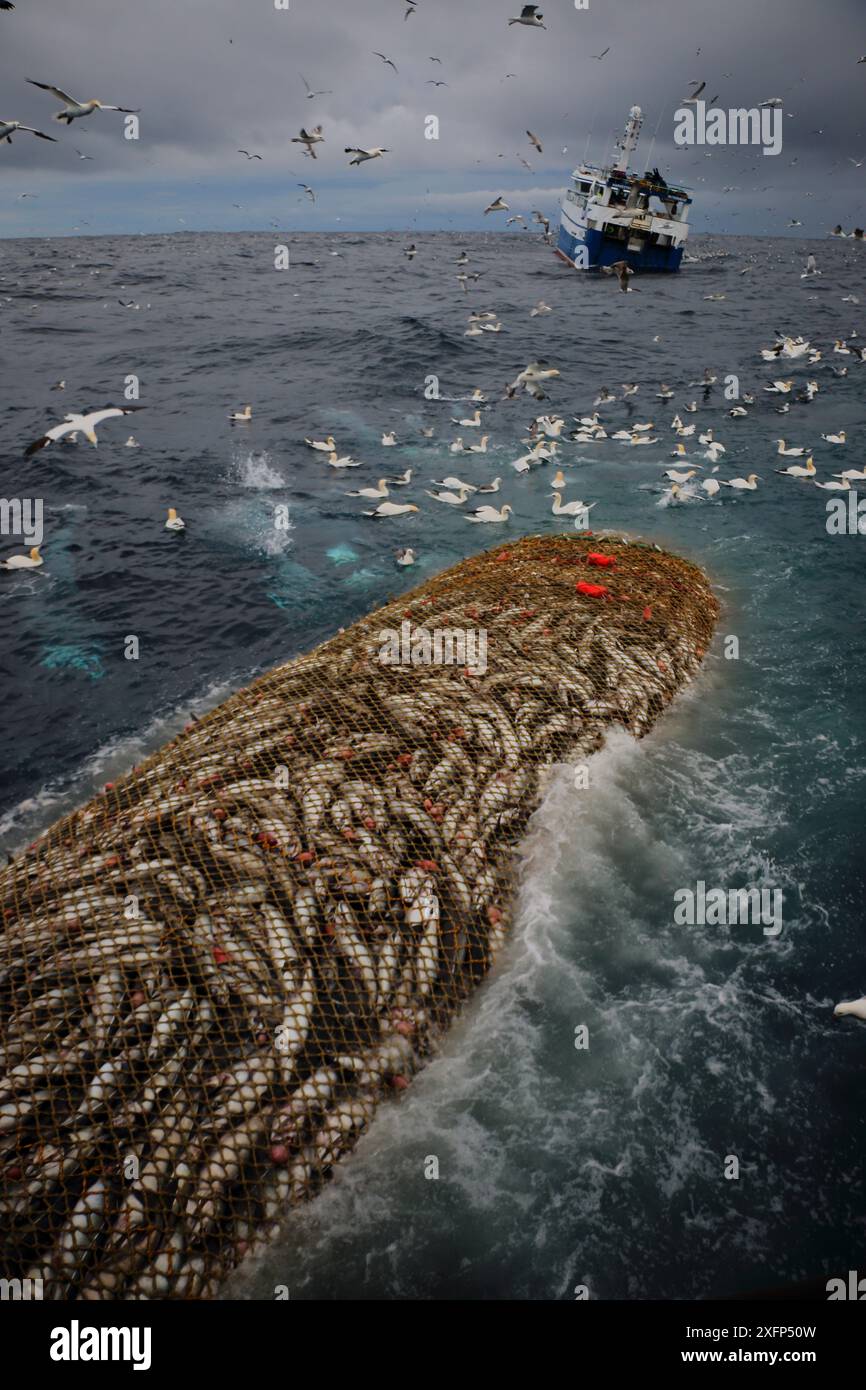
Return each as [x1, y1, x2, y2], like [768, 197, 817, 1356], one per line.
[1, 0, 864, 238]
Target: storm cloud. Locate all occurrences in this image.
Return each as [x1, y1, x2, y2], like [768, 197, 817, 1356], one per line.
[0, 0, 864, 236]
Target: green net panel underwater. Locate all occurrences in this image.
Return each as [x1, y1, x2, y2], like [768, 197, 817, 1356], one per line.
[0, 533, 718, 1299]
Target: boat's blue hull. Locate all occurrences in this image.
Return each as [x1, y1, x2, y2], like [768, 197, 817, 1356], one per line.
[556, 220, 684, 273]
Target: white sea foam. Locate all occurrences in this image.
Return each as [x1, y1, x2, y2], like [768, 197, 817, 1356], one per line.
[0, 676, 241, 855]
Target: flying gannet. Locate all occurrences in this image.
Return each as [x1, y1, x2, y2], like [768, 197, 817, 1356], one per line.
[345, 146, 390, 165]
[0, 119, 57, 144]
[27, 79, 139, 124]
[292, 126, 324, 158]
[508, 5, 546, 28]
[24, 405, 143, 456]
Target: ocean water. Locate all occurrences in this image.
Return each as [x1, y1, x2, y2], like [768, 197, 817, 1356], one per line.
[2, 230, 864, 1299]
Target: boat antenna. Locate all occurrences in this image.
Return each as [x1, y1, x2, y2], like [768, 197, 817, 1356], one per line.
[644, 103, 666, 172]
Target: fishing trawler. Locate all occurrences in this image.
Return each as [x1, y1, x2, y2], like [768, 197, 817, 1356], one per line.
[556, 106, 692, 273]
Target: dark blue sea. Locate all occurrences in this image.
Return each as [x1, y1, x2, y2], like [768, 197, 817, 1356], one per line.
[1, 229, 864, 1299]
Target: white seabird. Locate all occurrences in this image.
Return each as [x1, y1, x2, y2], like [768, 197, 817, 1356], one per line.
[345, 146, 390, 165]
[363, 502, 419, 517]
[821, 431, 846, 444]
[165, 507, 185, 531]
[484, 196, 509, 215]
[509, 5, 546, 28]
[431, 476, 478, 492]
[27, 79, 139, 123]
[305, 434, 335, 451]
[24, 405, 142, 456]
[345, 479, 390, 499]
[425, 486, 472, 506]
[291, 126, 324, 158]
[395, 547, 415, 566]
[229, 405, 253, 423]
[776, 440, 806, 456]
[721, 474, 760, 490]
[834, 997, 866, 1020]
[550, 493, 595, 517]
[1, 546, 42, 570]
[381, 431, 397, 446]
[465, 504, 513, 523]
[0, 119, 58, 144]
[775, 458, 815, 477]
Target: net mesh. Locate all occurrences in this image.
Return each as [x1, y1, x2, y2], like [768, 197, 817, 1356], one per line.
[0, 533, 718, 1299]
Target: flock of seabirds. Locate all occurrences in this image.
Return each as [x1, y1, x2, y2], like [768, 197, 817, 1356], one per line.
[3, 281, 865, 574]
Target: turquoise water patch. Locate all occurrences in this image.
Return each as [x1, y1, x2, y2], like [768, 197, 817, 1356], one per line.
[326, 543, 359, 566]
[343, 566, 381, 588]
[40, 644, 105, 680]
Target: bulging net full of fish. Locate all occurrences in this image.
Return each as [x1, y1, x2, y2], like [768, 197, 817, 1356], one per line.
[0, 533, 718, 1299]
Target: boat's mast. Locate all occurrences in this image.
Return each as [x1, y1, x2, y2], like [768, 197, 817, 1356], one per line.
[612, 106, 643, 173]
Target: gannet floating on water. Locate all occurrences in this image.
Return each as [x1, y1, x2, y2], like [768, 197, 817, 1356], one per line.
[722, 474, 760, 490]
[664, 467, 701, 482]
[776, 457, 815, 477]
[478, 477, 502, 494]
[431, 476, 477, 492]
[0, 119, 57, 144]
[27, 79, 139, 123]
[345, 479, 390, 499]
[305, 434, 335, 451]
[395, 548, 415, 566]
[229, 405, 252, 423]
[509, 5, 546, 28]
[386, 468, 412, 485]
[1, 546, 42, 570]
[835, 997, 866, 1020]
[550, 493, 595, 517]
[362, 501, 419, 517]
[465, 435, 490, 453]
[701, 478, 720, 496]
[124, 435, 140, 448]
[453, 409, 482, 427]
[764, 380, 794, 394]
[813, 477, 850, 490]
[776, 439, 806, 456]
[425, 486, 472, 506]
[165, 507, 185, 531]
[381, 431, 397, 446]
[24, 405, 142, 456]
[326, 451, 361, 468]
[834, 465, 866, 480]
[465, 503, 513, 523]
[821, 430, 846, 444]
